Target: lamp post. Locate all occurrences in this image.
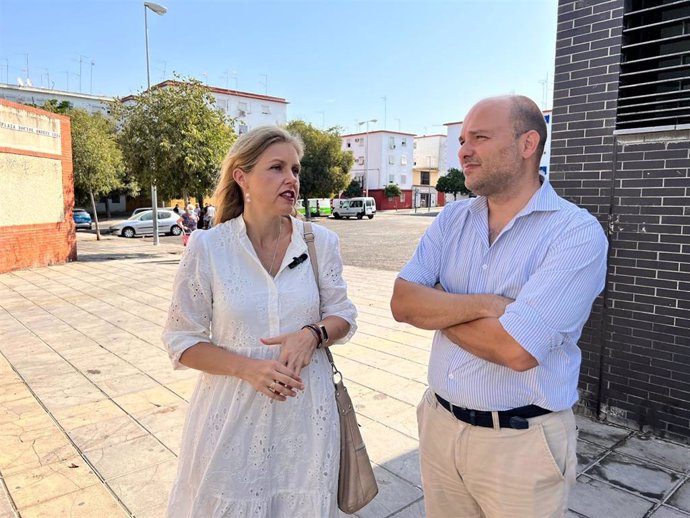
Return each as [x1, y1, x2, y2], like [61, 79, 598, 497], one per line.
[357, 119, 377, 197]
[144, 1, 167, 245]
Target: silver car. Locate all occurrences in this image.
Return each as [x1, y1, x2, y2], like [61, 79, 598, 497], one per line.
[109, 209, 182, 238]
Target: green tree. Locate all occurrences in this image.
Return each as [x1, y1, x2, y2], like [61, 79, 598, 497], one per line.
[343, 179, 362, 198]
[69, 109, 126, 239]
[384, 183, 402, 198]
[436, 167, 471, 201]
[117, 77, 235, 204]
[38, 99, 72, 114]
[285, 120, 353, 217]
[384, 183, 402, 210]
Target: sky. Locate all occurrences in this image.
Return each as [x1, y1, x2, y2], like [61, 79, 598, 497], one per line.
[0, 0, 558, 136]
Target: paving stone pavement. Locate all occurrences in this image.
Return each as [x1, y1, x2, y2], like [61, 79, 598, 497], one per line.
[0, 232, 688, 518]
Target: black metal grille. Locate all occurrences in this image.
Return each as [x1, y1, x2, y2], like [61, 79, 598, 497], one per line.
[617, 0, 690, 129]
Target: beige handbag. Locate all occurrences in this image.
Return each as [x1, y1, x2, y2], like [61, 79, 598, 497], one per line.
[303, 222, 379, 514]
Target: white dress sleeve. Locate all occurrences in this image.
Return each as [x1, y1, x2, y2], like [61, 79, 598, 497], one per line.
[161, 230, 214, 369]
[316, 228, 358, 344]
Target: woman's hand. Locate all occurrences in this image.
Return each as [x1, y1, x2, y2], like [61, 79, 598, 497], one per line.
[241, 358, 305, 402]
[261, 329, 319, 378]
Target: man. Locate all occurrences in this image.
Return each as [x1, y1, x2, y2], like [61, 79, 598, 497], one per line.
[205, 203, 216, 228]
[390, 95, 607, 518]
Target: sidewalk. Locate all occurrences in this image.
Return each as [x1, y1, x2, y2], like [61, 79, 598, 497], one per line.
[0, 233, 688, 518]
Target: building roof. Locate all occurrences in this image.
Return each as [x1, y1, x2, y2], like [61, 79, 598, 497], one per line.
[341, 129, 416, 138]
[0, 83, 114, 103]
[414, 133, 446, 139]
[120, 80, 289, 104]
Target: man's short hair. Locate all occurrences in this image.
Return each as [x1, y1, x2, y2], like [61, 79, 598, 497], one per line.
[510, 96, 548, 161]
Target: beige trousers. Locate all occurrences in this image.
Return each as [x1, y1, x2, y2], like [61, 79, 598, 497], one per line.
[416, 388, 577, 518]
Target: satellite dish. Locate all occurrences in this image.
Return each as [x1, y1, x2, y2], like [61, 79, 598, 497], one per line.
[17, 77, 24, 86]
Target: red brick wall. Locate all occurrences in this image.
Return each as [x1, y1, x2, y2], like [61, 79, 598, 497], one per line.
[369, 189, 414, 210]
[0, 100, 76, 274]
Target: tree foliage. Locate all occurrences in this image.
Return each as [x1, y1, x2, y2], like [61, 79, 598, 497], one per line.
[69, 109, 126, 200]
[285, 120, 353, 202]
[343, 179, 362, 198]
[117, 78, 235, 201]
[436, 167, 471, 199]
[384, 183, 402, 198]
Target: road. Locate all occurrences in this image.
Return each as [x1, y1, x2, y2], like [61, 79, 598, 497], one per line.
[94, 211, 436, 272]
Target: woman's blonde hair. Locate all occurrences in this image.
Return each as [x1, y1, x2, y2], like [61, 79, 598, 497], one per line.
[213, 126, 304, 224]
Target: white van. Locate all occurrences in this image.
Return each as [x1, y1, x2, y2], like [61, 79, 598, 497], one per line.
[332, 197, 376, 219]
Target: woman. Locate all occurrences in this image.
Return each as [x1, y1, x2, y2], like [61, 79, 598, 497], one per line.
[162, 126, 357, 517]
[177, 204, 198, 233]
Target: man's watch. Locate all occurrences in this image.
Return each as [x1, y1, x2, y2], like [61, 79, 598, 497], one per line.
[318, 324, 329, 345]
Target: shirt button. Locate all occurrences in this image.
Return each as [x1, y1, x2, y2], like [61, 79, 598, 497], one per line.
[482, 264, 488, 270]
[448, 374, 454, 379]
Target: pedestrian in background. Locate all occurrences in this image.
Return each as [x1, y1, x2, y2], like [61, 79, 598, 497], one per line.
[204, 203, 216, 228]
[176, 204, 198, 246]
[391, 95, 608, 518]
[162, 126, 357, 518]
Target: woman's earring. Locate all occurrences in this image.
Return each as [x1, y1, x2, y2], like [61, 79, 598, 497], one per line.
[245, 191, 251, 204]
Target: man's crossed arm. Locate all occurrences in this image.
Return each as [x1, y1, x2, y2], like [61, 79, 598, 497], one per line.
[390, 278, 538, 372]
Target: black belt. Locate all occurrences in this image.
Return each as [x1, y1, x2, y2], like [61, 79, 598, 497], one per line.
[435, 394, 551, 430]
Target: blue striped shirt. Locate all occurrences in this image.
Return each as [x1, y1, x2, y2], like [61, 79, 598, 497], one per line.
[399, 180, 608, 411]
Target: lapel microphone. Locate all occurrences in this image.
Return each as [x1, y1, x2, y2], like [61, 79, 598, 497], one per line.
[288, 253, 308, 269]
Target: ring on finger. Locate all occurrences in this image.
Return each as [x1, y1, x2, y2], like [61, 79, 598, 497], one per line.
[268, 381, 277, 392]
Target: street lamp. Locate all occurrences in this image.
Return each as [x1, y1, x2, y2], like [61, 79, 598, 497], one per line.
[144, 1, 167, 245]
[357, 119, 377, 197]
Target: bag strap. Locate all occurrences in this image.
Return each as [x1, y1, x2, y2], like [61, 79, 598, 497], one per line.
[303, 222, 341, 379]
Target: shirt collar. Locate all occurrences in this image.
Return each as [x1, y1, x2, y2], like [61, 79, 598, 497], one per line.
[228, 214, 306, 250]
[468, 176, 561, 217]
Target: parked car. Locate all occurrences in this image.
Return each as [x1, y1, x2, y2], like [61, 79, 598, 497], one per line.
[72, 208, 93, 230]
[109, 209, 182, 238]
[131, 206, 174, 217]
[331, 197, 376, 219]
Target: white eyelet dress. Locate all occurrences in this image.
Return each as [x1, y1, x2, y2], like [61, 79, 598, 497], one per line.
[162, 216, 357, 518]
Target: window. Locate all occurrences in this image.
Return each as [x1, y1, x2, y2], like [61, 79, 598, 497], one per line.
[140, 213, 153, 221]
[400, 175, 407, 185]
[238, 101, 249, 115]
[389, 136, 396, 149]
[158, 211, 171, 219]
[388, 155, 395, 165]
[346, 140, 351, 148]
[358, 156, 365, 165]
[261, 104, 271, 114]
[401, 155, 408, 165]
[421, 171, 430, 185]
[401, 138, 407, 147]
[239, 123, 248, 134]
[388, 174, 396, 183]
[617, 1, 690, 129]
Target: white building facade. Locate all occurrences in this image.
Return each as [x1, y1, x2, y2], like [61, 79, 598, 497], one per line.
[444, 109, 553, 176]
[340, 130, 415, 209]
[0, 83, 113, 115]
[2, 81, 290, 214]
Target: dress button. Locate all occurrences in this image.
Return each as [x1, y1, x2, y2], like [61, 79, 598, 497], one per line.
[448, 374, 454, 380]
[482, 264, 488, 270]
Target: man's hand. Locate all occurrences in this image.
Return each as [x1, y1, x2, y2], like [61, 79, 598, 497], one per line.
[433, 281, 513, 318]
